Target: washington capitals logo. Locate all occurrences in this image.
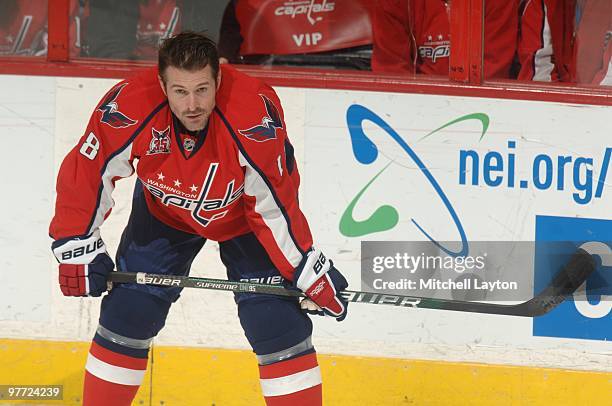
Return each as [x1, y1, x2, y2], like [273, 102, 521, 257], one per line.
[97, 83, 138, 129]
[238, 94, 283, 142]
[147, 126, 171, 155]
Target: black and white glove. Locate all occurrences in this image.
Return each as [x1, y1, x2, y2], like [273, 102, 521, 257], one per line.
[294, 247, 349, 321]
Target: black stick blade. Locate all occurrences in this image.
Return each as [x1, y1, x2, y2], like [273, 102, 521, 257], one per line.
[520, 248, 597, 317]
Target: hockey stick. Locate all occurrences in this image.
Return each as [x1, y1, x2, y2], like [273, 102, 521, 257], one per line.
[108, 248, 596, 317]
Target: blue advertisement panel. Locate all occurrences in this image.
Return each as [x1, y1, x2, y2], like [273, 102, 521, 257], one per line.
[534, 215, 612, 341]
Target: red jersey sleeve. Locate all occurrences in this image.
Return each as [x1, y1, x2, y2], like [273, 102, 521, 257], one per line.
[228, 87, 313, 281]
[371, 0, 416, 74]
[518, 0, 577, 83]
[49, 80, 146, 240]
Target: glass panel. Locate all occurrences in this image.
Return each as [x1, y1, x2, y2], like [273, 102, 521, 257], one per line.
[76, 0, 184, 60]
[504, 0, 611, 87]
[74, 0, 375, 68]
[370, 0, 451, 77]
[76, 0, 223, 61]
[218, 0, 373, 70]
[573, 1, 611, 86]
[0, 0, 49, 57]
[69, 0, 378, 68]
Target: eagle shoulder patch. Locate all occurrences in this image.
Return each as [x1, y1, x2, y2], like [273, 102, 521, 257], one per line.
[238, 94, 283, 142]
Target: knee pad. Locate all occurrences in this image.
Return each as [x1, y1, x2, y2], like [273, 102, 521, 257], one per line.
[238, 296, 314, 361]
[94, 287, 171, 357]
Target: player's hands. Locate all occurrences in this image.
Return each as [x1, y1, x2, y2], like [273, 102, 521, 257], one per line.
[52, 231, 114, 297]
[58, 253, 114, 296]
[294, 247, 349, 321]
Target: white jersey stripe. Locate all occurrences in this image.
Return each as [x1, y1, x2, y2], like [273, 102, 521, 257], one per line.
[12, 15, 32, 54]
[84, 264, 90, 295]
[259, 366, 322, 397]
[239, 151, 302, 268]
[599, 59, 612, 86]
[85, 353, 145, 386]
[164, 7, 180, 39]
[88, 145, 135, 234]
[533, 2, 555, 82]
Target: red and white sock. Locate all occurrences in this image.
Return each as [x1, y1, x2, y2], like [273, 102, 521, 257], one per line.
[82, 341, 148, 406]
[258, 352, 322, 406]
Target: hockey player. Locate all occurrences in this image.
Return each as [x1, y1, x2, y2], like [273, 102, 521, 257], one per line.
[49, 31, 348, 406]
[517, 0, 574, 82]
[518, 0, 611, 85]
[371, 0, 519, 79]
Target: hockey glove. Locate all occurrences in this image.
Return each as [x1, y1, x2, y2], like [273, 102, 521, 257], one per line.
[294, 247, 349, 321]
[52, 230, 115, 297]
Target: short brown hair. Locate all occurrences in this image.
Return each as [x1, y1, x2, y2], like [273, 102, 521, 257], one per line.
[158, 31, 220, 83]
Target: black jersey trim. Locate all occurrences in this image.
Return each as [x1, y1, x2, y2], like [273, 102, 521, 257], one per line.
[172, 114, 209, 160]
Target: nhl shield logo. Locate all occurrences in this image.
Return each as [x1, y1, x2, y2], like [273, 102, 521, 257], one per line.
[147, 126, 171, 155]
[183, 137, 195, 152]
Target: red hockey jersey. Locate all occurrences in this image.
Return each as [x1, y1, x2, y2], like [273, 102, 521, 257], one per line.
[518, 0, 611, 85]
[135, 0, 181, 60]
[372, 0, 518, 79]
[50, 65, 313, 279]
[517, 0, 573, 82]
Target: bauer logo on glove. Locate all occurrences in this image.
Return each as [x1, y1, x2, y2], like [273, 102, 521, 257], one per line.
[52, 230, 115, 297]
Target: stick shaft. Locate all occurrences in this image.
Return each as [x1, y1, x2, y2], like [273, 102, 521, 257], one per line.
[106, 272, 537, 316]
[109, 248, 595, 317]
[109, 271, 304, 297]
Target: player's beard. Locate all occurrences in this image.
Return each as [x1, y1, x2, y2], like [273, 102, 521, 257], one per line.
[181, 109, 208, 131]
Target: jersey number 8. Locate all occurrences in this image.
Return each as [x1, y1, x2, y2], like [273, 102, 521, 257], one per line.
[79, 132, 100, 160]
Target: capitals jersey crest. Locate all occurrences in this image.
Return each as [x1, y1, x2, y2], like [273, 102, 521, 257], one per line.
[147, 126, 171, 155]
[144, 163, 244, 228]
[97, 83, 139, 129]
[238, 94, 283, 142]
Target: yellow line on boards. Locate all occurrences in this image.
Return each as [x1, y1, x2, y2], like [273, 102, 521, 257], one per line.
[0, 338, 609, 405]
